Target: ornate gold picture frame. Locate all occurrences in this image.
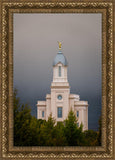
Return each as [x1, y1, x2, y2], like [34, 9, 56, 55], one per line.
[0, 0, 114, 159]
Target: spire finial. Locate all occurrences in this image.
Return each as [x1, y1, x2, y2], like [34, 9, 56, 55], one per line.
[58, 41, 62, 50]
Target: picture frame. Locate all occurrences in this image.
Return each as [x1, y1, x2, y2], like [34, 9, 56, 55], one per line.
[0, 0, 114, 159]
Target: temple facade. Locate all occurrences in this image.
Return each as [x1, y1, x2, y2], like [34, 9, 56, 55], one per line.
[37, 43, 88, 130]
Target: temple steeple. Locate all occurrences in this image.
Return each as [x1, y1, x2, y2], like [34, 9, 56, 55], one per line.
[51, 43, 69, 87]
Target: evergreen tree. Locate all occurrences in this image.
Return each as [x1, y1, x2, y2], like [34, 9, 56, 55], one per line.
[39, 114, 56, 146]
[54, 122, 67, 146]
[14, 89, 39, 146]
[64, 109, 84, 146]
[83, 130, 99, 146]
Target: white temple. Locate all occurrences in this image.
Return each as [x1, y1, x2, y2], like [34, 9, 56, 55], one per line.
[37, 42, 88, 130]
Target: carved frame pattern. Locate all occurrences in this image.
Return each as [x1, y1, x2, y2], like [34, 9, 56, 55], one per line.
[0, 1, 114, 159]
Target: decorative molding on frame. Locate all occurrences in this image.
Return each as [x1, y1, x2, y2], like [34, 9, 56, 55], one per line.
[0, 1, 114, 159]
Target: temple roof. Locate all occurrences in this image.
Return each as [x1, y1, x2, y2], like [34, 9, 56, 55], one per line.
[53, 50, 68, 66]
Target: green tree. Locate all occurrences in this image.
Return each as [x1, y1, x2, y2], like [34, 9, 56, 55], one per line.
[14, 89, 39, 146]
[83, 130, 99, 146]
[54, 122, 67, 146]
[64, 109, 84, 146]
[39, 114, 56, 146]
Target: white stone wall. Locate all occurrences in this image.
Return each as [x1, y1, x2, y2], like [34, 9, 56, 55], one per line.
[46, 94, 51, 121]
[37, 97, 88, 131]
[50, 87, 70, 122]
[37, 106, 46, 120]
[53, 63, 68, 82]
[74, 106, 88, 131]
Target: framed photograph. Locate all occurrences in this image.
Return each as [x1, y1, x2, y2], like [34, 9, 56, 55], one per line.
[0, 0, 114, 159]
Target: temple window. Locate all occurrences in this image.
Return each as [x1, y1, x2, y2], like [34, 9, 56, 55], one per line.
[59, 66, 61, 77]
[57, 107, 62, 118]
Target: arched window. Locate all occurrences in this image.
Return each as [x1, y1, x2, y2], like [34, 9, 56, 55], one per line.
[59, 66, 61, 77]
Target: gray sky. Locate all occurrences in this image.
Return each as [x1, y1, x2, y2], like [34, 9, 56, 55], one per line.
[14, 13, 102, 130]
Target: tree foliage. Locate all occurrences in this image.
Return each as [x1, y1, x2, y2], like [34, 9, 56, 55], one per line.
[64, 109, 84, 146]
[14, 89, 101, 146]
[14, 89, 40, 146]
